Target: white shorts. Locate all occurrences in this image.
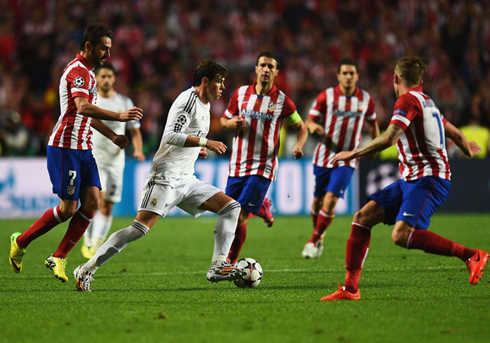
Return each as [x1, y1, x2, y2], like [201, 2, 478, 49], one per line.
[138, 176, 221, 218]
[98, 163, 124, 203]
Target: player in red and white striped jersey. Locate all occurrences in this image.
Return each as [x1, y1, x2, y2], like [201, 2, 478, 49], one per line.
[9, 24, 143, 283]
[321, 56, 488, 301]
[221, 52, 308, 264]
[302, 58, 380, 259]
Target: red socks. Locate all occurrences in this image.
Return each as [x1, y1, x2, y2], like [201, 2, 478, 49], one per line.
[310, 210, 318, 228]
[407, 230, 476, 261]
[308, 210, 334, 244]
[227, 223, 247, 264]
[53, 208, 94, 259]
[17, 206, 68, 248]
[344, 222, 371, 293]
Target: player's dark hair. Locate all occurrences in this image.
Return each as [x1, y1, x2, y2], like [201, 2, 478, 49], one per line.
[338, 58, 358, 73]
[193, 59, 227, 87]
[95, 63, 115, 75]
[256, 51, 280, 68]
[395, 56, 427, 86]
[80, 24, 113, 51]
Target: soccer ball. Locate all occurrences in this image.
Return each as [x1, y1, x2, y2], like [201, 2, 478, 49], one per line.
[234, 258, 263, 288]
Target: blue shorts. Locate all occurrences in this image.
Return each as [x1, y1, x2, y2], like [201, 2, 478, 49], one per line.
[225, 175, 271, 215]
[313, 165, 355, 199]
[368, 176, 451, 230]
[47, 146, 101, 200]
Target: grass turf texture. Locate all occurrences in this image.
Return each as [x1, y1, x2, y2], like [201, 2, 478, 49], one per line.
[1, 214, 489, 343]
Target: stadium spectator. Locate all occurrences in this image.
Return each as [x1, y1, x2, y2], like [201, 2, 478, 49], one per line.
[301, 58, 380, 259]
[74, 59, 247, 291]
[1, 1, 488, 158]
[9, 24, 143, 283]
[81, 63, 145, 259]
[321, 56, 488, 301]
[0, 109, 29, 156]
[220, 51, 307, 264]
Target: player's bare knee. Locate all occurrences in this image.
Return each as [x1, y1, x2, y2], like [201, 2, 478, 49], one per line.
[60, 203, 77, 218]
[392, 227, 411, 247]
[83, 198, 100, 214]
[353, 209, 369, 225]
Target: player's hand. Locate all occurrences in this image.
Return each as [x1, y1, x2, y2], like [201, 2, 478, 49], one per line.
[468, 141, 482, 157]
[206, 140, 227, 155]
[310, 125, 325, 136]
[118, 107, 143, 122]
[133, 150, 145, 161]
[330, 151, 356, 164]
[199, 147, 208, 159]
[231, 117, 245, 131]
[308, 124, 325, 136]
[293, 145, 304, 159]
[112, 134, 129, 149]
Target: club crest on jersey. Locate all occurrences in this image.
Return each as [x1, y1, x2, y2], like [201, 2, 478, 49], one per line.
[268, 102, 277, 112]
[67, 185, 75, 196]
[73, 76, 85, 88]
[89, 86, 97, 97]
[151, 198, 158, 206]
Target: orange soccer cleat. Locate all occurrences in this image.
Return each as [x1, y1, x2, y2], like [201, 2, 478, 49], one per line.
[320, 283, 361, 301]
[466, 249, 489, 285]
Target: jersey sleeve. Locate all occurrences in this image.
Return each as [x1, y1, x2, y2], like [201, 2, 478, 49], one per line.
[390, 94, 420, 130]
[125, 97, 141, 129]
[66, 67, 91, 99]
[223, 89, 239, 118]
[365, 95, 377, 122]
[308, 91, 327, 122]
[163, 92, 194, 146]
[281, 95, 297, 119]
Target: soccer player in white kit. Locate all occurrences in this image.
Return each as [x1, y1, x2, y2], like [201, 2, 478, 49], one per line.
[81, 63, 145, 259]
[74, 60, 246, 291]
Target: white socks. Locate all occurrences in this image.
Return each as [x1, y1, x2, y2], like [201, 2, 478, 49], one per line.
[82, 220, 149, 274]
[212, 201, 241, 261]
[83, 210, 113, 249]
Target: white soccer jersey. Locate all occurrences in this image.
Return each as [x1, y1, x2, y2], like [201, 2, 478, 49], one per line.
[149, 88, 210, 179]
[91, 92, 140, 167]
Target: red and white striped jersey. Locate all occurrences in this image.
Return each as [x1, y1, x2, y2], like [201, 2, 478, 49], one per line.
[309, 86, 377, 168]
[48, 54, 97, 150]
[390, 86, 451, 181]
[223, 83, 297, 180]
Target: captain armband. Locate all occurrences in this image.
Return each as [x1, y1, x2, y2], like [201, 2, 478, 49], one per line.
[285, 111, 302, 125]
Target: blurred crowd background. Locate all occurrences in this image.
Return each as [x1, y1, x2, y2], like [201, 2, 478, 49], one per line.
[0, 0, 489, 158]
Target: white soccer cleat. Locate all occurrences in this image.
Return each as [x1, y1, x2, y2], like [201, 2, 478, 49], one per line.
[302, 241, 324, 259]
[206, 260, 247, 283]
[73, 264, 94, 292]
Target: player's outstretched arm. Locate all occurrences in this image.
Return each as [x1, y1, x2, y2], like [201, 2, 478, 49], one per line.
[220, 116, 245, 131]
[91, 119, 129, 149]
[74, 97, 143, 122]
[129, 128, 145, 161]
[364, 119, 381, 162]
[444, 121, 482, 157]
[305, 117, 324, 136]
[331, 124, 403, 164]
[183, 136, 227, 155]
[291, 120, 308, 159]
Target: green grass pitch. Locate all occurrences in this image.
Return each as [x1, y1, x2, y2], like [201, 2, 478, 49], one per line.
[1, 214, 489, 342]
